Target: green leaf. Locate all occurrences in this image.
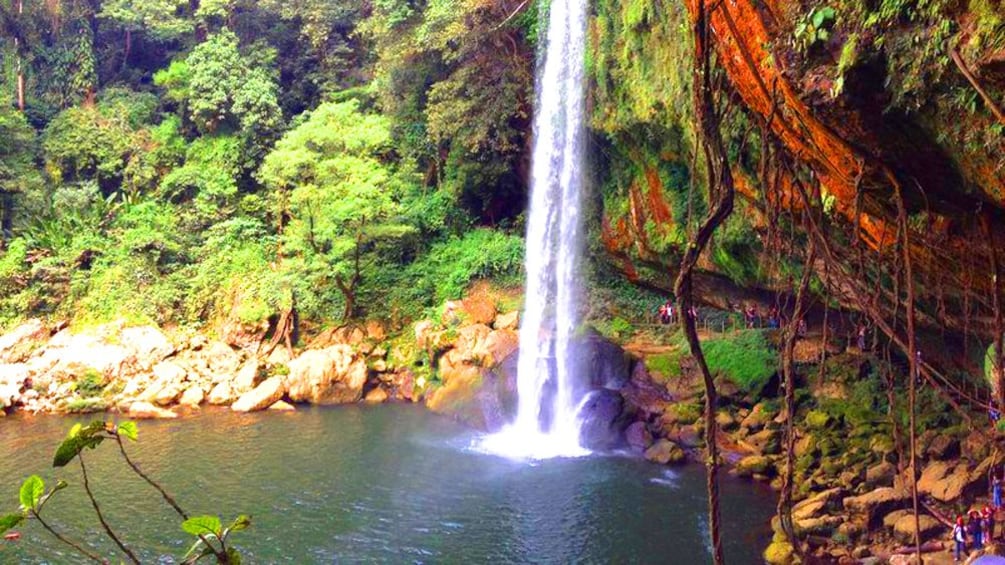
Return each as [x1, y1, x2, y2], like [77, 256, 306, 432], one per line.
[53, 421, 106, 467]
[0, 513, 25, 534]
[227, 515, 251, 533]
[117, 421, 138, 442]
[182, 515, 222, 538]
[817, 29, 830, 41]
[820, 7, 836, 20]
[226, 547, 242, 565]
[19, 476, 44, 511]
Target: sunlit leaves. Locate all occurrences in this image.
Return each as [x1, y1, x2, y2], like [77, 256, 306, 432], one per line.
[182, 515, 223, 538]
[18, 476, 44, 511]
[53, 421, 106, 467]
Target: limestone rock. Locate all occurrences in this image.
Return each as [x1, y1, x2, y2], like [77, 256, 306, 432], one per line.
[179, 386, 204, 408]
[364, 388, 388, 403]
[740, 402, 773, 432]
[480, 330, 519, 367]
[0, 319, 48, 363]
[233, 360, 260, 394]
[715, 411, 737, 431]
[918, 460, 982, 502]
[734, 455, 772, 477]
[286, 345, 367, 404]
[494, 310, 519, 331]
[926, 434, 960, 460]
[443, 296, 497, 326]
[892, 513, 942, 543]
[644, 439, 686, 465]
[269, 400, 296, 411]
[454, 324, 492, 363]
[128, 401, 178, 419]
[120, 326, 174, 370]
[843, 487, 911, 525]
[764, 540, 795, 565]
[232, 377, 285, 412]
[865, 461, 897, 488]
[741, 428, 781, 455]
[206, 342, 241, 377]
[152, 361, 187, 383]
[792, 488, 845, 523]
[207, 382, 236, 406]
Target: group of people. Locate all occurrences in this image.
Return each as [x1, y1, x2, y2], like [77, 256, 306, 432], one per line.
[656, 299, 697, 326]
[951, 475, 1004, 560]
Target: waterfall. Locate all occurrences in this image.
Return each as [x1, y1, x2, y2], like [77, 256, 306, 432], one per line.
[481, 0, 590, 459]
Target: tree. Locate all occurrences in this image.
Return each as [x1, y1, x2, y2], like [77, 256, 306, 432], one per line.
[0, 105, 41, 242]
[98, 0, 193, 69]
[258, 99, 417, 320]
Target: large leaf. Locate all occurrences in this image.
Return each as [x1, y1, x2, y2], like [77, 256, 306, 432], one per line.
[53, 421, 107, 467]
[0, 513, 24, 534]
[19, 476, 44, 511]
[117, 421, 139, 442]
[182, 515, 222, 538]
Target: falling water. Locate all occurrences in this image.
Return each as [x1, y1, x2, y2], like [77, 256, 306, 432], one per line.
[480, 0, 590, 459]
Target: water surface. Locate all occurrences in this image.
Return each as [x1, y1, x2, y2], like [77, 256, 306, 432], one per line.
[0, 406, 774, 563]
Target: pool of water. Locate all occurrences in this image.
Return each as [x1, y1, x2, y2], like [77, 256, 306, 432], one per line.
[0, 405, 775, 563]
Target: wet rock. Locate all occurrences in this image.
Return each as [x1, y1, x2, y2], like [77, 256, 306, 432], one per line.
[742, 428, 781, 455]
[740, 402, 773, 432]
[425, 349, 517, 431]
[734, 455, 772, 477]
[644, 439, 686, 465]
[625, 421, 652, 450]
[582, 331, 631, 390]
[286, 345, 367, 404]
[269, 400, 296, 411]
[621, 362, 673, 417]
[232, 377, 285, 412]
[364, 388, 388, 403]
[128, 401, 178, 419]
[577, 389, 625, 450]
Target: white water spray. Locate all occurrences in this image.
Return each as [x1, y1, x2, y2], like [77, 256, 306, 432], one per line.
[480, 0, 590, 459]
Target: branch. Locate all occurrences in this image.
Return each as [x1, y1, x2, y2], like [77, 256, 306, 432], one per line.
[950, 48, 1005, 125]
[114, 436, 188, 520]
[493, 0, 531, 32]
[32, 511, 107, 564]
[78, 454, 140, 565]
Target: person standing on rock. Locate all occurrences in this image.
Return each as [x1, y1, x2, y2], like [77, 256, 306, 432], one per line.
[984, 506, 995, 541]
[954, 516, 968, 561]
[970, 510, 984, 549]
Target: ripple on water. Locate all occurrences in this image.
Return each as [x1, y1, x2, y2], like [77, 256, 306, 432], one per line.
[0, 405, 774, 564]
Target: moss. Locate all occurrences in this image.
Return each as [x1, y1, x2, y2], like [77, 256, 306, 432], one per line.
[645, 351, 684, 383]
[693, 330, 778, 395]
[65, 397, 108, 414]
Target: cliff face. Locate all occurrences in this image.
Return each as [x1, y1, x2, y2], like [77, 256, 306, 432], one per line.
[589, 0, 1005, 345]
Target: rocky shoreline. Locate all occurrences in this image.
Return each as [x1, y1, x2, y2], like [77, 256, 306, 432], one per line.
[1, 298, 1002, 564]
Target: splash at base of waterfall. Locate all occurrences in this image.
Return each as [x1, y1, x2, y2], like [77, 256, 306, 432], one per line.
[475, 396, 594, 460]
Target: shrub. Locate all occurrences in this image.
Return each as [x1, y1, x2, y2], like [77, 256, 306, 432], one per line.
[700, 330, 778, 394]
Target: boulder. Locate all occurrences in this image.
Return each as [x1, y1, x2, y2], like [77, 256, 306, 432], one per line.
[734, 455, 772, 477]
[205, 342, 241, 378]
[741, 428, 781, 455]
[179, 386, 204, 408]
[494, 311, 519, 331]
[232, 377, 285, 412]
[480, 330, 519, 367]
[269, 400, 296, 411]
[716, 411, 738, 431]
[892, 513, 942, 543]
[0, 319, 48, 363]
[119, 326, 174, 370]
[425, 353, 516, 431]
[792, 488, 845, 523]
[843, 487, 911, 525]
[625, 421, 652, 450]
[764, 539, 795, 565]
[582, 330, 631, 390]
[644, 439, 686, 465]
[577, 389, 626, 450]
[364, 388, 389, 403]
[286, 345, 367, 404]
[740, 402, 773, 431]
[621, 362, 674, 417]
[207, 382, 236, 406]
[918, 460, 981, 502]
[865, 461, 897, 488]
[926, 434, 960, 460]
[152, 361, 187, 383]
[414, 320, 437, 349]
[218, 309, 268, 350]
[233, 360, 260, 394]
[443, 296, 497, 326]
[454, 324, 492, 363]
[0, 382, 20, 409]
[128, 401, 178, 419]
[152, 383, 182, 406]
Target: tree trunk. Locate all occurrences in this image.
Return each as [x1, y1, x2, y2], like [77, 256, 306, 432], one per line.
[15, 0, 25, 112]
[778, 236, 815, 556]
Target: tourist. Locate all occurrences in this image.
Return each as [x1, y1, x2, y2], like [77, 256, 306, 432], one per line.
[970, 510, 984, 548]
[666, 302, 676, 325]
[994, 474, 1003, 510]
[954, 516, 967, 561]
[856, 324, 867, 351]
[767, 306, 779, 329]
[990, 404, 1001, 427]
[984, 506, 995, 541]
[658, 302, 668, 325]
[797, 318, 808, 338]
[745, 305, 756, 328]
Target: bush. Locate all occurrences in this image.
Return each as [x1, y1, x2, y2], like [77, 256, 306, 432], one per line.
[74, 370, 105, 398]
[700, 330, 778, 394]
